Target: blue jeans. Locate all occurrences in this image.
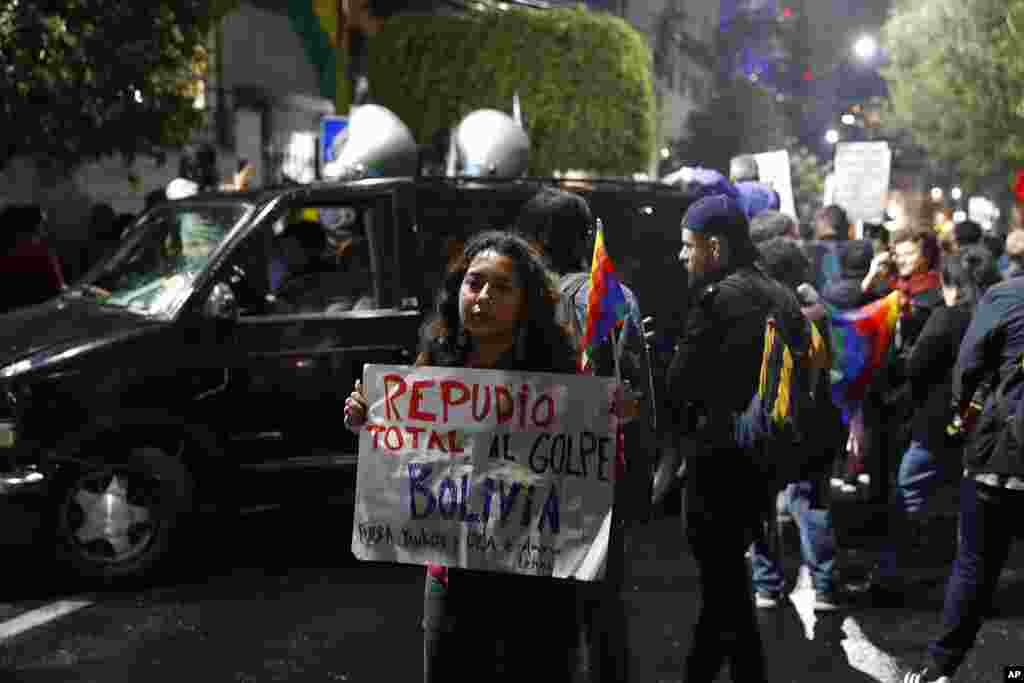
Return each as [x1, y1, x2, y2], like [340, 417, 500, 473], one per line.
[928, 478, 1024, 676]
[878, 440, 955, 582]
[750, 481, 836, 594]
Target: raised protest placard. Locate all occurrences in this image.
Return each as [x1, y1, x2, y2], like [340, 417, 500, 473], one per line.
[754, 149, 798, 221]
[351, 364, 619, 581]
[832, 141, 892, 224]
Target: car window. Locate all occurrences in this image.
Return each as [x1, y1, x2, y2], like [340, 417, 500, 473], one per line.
[259, 202, 383, 316]
[75, 204, 247, 319]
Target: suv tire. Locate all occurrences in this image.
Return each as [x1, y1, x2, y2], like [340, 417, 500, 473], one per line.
[54, 443, 194, 583]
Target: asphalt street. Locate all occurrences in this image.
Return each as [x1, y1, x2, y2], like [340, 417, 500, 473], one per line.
[1, 488, 1023, 682]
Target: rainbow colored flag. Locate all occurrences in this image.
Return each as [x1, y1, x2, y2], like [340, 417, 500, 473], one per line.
[825, 291, 903, 422]
[580, 221, 627, 374]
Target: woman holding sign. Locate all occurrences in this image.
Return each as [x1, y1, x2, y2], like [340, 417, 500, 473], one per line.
[345, 230, 633, 682]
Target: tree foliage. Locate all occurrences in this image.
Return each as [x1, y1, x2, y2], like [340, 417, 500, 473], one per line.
[367, 6, 656, 176]
[787, 137, 831, 228]
[0, 0, 238, 173]
[679, 74, 790, 174]
[882, 0, 1024, 189]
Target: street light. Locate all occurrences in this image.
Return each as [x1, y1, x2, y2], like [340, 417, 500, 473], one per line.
[854, 35, 878, 62]
[841, 113, 856, 126]
[825, 129, 840, 145]
[931, 186, 944, 201]
[951, 186, 963, 201]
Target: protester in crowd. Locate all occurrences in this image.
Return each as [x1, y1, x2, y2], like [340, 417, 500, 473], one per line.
[952, 220, 986, 254]
[0, 204, 66, 314]
[1004, 229, 1024, 278]
[983, 228, 1007, 275]
[513, 187, 649, 683]
[728, 154, 780, 220]
[221, 158, 255, 191]
[735, 183, 780, 221]
[747, 236, 843, 612]
[749, 210, 799, 245]
[668, 195, 795, 683]
[344, 230, 636, 682]
[861, 228, 943, 345]
[166, 143, 219, 200]
[822, 239, 876, 311]
[858, 227, 944, 558]
[803, 204, 850, 293]
[903, 255, 1024, 683]
[863, 220, 890, 261]
[872, 248, 999, 604]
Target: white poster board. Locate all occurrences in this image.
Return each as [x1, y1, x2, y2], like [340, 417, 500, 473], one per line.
[832, 142, 892, 223]
[754, 149, 798, 221]
[352, 364, 619, 581]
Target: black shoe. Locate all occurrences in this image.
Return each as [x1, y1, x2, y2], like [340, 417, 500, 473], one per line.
[902, 666, 951, 682]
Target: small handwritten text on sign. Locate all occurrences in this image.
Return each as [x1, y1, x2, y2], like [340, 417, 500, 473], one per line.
[351, 364, 618, 580]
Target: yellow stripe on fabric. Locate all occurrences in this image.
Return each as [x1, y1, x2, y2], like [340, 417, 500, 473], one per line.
[312, 0, 338, 46]
[759, 321, 774, 399]
[775, 344, 794, 423]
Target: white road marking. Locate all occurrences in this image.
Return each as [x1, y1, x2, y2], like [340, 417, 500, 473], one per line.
[0, 598, 93, 642]
[789, 566, 905, 683]
[840, 616, 905, 683]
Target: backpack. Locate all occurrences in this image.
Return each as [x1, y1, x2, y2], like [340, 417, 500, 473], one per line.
[735, 277, 843, 487]
[964, 352, 1024, 473]
[559, 272, 621, 378]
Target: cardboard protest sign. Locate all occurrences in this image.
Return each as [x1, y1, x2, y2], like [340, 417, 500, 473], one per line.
[351, 364, 618, 581]
[754, 149, 798, 221]
[832, 141, 892, 223]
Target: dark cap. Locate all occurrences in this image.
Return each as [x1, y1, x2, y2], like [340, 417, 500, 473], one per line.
[953, 219, 983, 246]
[683, 194, 758, 263]
[683, 194, 748, 236]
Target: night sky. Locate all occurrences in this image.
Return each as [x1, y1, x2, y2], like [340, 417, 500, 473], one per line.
[720, 0, 891, 155]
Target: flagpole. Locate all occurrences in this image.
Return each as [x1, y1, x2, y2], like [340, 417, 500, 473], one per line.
[611, 326, 622, 384]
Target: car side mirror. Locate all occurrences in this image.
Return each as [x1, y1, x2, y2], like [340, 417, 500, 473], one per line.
[204, 282, 238, 320]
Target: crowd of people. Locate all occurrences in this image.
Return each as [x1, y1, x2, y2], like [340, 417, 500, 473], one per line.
[5, 144, 1024, 681]
[664, 154, 1024, 683]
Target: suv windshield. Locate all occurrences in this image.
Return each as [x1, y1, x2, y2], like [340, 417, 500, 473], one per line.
[71, 204, 250, 319]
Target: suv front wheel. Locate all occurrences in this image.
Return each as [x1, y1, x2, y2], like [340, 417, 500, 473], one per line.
[54, 443, 194, 582]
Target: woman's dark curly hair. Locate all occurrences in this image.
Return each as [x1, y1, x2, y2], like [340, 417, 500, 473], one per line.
[943, 244, 1002, 307]
[420, 230, 577, 371]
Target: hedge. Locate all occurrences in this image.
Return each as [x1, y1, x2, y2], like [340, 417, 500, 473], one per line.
[363, 6, 656, 176]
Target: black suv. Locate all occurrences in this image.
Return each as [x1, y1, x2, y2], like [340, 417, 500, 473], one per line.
[0, 177, 691, 581]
